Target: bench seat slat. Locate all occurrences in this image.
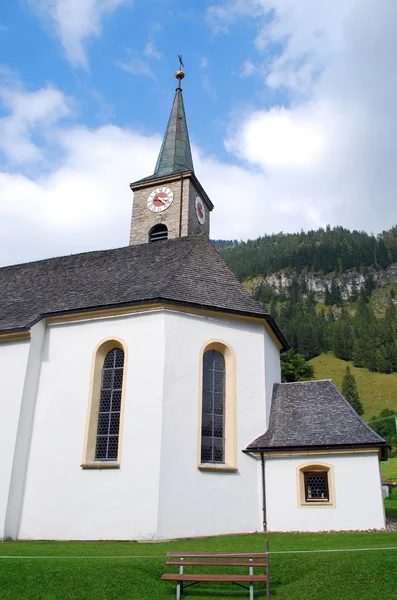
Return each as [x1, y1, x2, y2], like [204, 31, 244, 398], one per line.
[161, 574, 267, 583]
[166, 552, 267, 558]
[166, 560, 267, 567]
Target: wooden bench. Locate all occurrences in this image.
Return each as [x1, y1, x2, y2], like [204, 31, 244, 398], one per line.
[161, 542, 270, 599]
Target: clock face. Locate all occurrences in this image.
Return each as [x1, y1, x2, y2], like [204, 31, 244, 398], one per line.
[147, 187, 173, 213]
[195, 196, 206, 225]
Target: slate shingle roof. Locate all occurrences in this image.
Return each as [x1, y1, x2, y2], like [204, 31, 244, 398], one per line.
[247, 380, 385, 451]
[0, 235, 287, 347]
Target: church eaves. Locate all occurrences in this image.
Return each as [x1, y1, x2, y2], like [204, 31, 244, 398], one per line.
[0, 236, 288, 350]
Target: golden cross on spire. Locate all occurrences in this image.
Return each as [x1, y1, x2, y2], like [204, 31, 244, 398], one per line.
[175, 54, 185, 88]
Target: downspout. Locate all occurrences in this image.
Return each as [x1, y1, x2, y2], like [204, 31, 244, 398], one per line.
[261, 452, 267, 531]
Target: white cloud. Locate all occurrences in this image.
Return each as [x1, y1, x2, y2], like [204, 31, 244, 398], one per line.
[116, 56, 156, 80]
[200, 56, 209, 69]
[206, 0, 262, 33]
[0, 74, 72, 163]
[28, 0, 130, 68]
[2, 0, 397, 267]
[212, 0, 397, 234]
[144, 37, 162, 60]
[240, 59, 256, 78]
[0, 76, 325, 267]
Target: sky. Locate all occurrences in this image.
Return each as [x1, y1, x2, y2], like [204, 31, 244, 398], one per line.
[0, 0, 397, 266]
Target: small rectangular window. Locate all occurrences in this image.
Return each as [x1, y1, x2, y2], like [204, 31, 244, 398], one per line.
[304, 471, 329, 502]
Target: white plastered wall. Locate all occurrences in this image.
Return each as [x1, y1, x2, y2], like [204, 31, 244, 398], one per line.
[265, 453, 385, 532]
[18, 308, 281, 541]
[0, 340, 30, 539]
[264, 327, 281, 423]
[19, 312, 166, 540]
[156, 311, 277, 539]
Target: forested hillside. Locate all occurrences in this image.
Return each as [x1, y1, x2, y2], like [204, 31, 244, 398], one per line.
[216, 225, 397, 374]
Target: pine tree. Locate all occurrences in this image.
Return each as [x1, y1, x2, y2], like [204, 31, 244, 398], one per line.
[341, 366, 364, 415]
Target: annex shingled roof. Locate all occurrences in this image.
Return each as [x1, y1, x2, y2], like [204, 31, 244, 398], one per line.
[247, 380, 384, 451]
[0, 235, 287, 347]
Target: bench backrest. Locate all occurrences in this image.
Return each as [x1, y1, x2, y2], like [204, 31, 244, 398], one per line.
[166, 551, 268, 567]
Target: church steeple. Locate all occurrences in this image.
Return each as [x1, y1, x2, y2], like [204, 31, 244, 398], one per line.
[153, 71, 194, 179]
[129, 64, 213, 246]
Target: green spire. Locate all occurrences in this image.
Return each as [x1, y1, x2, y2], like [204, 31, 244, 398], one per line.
[153, 83, 194, 178]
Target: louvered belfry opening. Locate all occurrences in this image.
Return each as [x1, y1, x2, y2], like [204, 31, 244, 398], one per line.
[149, 224, 168, 242]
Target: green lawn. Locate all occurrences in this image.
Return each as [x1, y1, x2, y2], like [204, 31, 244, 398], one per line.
[380, 457, 397, 519]
[381, 456, 397, 481]
[310, 353, 397, 419]
[2, 533, 397, 600]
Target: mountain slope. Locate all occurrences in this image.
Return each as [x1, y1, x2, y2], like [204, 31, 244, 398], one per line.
[310, 353, 397, 419]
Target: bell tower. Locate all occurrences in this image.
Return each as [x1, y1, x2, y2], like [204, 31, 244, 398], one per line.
[129, 66, 213, 245]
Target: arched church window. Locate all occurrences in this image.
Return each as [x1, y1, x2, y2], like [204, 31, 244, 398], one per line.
[82, 338, 127, 468]
[201, 350, 226, 463]
[149, 224, 168, 242]
[95, 348, 124, 461]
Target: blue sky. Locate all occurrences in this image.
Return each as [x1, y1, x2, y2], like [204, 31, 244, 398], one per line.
[0, 1, 396, 266]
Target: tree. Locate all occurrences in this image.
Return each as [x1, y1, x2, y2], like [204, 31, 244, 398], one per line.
[332, 311, 353, 361]
[370, 409, 397, 456]
[281, 350, 315, 383]
[341, 366, 364, 415]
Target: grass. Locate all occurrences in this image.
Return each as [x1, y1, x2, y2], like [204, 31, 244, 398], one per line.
[381, 456, 397, 481]
[310, 353, 397, 419]
[1, 533, 397, 600]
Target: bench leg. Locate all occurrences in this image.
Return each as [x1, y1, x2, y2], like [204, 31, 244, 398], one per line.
[249, 561, 254, 600]
[176, 561, 184, 599]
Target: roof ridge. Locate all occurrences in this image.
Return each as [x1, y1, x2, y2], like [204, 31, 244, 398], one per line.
[328, 380, 385, 442]
[277, 379, 332, 386]
[0, 236, 193, 271]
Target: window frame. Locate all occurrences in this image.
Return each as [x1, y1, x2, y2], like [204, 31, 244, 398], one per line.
[303, 471, 329, 503]
[82, 337, 128, 469]
[198, 340, 237, 473]
[297, 462, 336, 508]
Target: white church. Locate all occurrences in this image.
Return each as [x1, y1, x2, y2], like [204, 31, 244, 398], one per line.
[0, 70, 386, 541]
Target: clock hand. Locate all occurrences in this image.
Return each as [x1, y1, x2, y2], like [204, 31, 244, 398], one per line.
[156, 196, 167, 204]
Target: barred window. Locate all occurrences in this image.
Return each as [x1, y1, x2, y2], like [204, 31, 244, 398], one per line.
[201, 350, 225, 463]
[304, 471, 329, 502]
[95, 348, 124, 461]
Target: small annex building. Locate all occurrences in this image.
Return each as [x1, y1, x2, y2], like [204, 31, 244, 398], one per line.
[0, 70, 386, 541]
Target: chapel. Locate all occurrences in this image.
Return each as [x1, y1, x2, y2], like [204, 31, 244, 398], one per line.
[0, 69, 386, 541]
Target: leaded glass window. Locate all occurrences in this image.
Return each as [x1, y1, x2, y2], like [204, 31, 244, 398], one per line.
[95, 348, 124, 461]
[304, 471, 329, 502]
[201, 350, 225, 463]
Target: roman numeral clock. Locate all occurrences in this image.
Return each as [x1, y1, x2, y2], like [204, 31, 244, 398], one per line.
[147, 187, 174, 213]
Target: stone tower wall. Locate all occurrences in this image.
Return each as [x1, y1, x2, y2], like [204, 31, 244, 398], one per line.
[129, 176, 210, 246]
